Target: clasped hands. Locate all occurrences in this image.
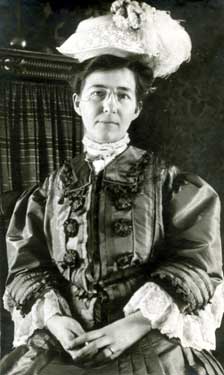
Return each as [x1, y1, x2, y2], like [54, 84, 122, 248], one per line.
[46, 311, 151, 368]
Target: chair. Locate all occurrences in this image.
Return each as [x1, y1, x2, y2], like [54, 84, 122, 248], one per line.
[0, 191, 21, 358]
[215, 321, 224, 367]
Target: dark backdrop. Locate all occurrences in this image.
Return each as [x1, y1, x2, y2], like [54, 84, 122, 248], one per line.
[0, 0, 224, 363]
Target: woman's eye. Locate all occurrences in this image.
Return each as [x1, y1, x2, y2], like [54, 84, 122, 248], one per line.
[90, 90, 106, 99]
[117, 93, 130, 101]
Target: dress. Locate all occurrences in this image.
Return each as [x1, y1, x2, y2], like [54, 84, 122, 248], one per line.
[2, 145, 224, 375]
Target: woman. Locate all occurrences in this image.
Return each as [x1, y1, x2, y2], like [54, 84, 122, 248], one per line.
[1, 1, 224, 374]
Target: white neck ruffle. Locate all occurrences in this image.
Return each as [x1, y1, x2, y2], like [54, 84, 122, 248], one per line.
[82, 133, 130, 174]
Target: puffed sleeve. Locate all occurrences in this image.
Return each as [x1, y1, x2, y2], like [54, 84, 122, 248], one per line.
[151, 167, 223, 313]
[5, 174, 67, 317]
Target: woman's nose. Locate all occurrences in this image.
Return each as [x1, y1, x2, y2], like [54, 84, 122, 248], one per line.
[102, 91, 118, 113]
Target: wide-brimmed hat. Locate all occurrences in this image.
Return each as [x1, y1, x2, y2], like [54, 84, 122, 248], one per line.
[57, 0, 192, 78]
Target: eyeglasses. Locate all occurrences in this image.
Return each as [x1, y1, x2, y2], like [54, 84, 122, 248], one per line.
[80, 88, 133, 104]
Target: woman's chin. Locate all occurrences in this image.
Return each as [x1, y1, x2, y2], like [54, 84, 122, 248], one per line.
[93, 134, 122, 144]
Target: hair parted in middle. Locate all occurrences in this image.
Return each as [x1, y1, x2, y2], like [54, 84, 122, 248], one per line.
[70, 54, 154, 103]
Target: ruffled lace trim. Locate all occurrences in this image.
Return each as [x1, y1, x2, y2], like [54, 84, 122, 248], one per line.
[124, 281, 224, 351]
[9, 290, 71, 347]
[82, 133, 130, 157]
[83, 133, 130, 174]
[3, 288, 15, 313]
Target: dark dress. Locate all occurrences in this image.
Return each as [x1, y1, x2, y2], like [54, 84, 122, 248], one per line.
[2, 146, 224, 375]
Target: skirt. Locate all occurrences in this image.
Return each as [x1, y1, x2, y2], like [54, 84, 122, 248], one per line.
[39, 330, 224, 375]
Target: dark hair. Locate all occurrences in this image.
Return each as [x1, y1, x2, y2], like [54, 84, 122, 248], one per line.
[70, 54, 154, 102]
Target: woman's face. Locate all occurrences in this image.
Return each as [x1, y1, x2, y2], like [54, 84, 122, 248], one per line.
[73, 68, 141, 143]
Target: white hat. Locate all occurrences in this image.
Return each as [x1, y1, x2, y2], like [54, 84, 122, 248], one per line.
[57, 0, 192, 78]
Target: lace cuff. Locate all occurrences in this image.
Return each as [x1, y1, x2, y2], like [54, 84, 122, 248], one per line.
[4, 289, 71, 347]
[123, 281, 224, 351]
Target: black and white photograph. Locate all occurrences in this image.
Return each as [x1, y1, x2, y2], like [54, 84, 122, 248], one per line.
[0, 1, 224, 374]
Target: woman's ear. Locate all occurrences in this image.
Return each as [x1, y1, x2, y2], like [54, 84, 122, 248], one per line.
[133, 101, 143, 119]
[72, 93, 81, 116]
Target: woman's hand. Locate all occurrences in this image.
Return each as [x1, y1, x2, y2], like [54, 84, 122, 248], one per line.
[70, 311, 152, 368]
[46, 314, 85, 357]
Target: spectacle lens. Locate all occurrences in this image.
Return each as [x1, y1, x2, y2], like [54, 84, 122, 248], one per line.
[82, 88, 130, 104]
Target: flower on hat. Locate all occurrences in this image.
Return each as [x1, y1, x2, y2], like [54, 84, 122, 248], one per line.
[111, 0, 145, 30]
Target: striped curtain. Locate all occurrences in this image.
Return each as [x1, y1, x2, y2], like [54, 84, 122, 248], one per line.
[0, 79, 82, 193]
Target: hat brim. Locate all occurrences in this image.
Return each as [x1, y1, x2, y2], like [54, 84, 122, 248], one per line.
[56, 46, 145, 62]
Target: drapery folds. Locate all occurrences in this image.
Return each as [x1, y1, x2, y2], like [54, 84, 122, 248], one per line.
[0, 79, 82, 193]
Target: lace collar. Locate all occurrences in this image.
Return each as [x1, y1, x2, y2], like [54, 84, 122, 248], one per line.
[82, 133, 130, 160]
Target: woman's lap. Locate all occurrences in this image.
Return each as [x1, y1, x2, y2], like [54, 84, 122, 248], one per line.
[39, 330, 224, 375]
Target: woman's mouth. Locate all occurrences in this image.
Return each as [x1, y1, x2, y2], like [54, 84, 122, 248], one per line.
[96, 121, 119, 126]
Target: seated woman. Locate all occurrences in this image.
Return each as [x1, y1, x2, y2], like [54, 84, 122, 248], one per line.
[1, 1, 224, 374]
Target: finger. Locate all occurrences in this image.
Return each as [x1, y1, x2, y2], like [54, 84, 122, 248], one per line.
[83, 329, 105, 343]
[102, 347, 114, 359]
[102, 347, 123, 362]
[110, 349, 122, 360]
[99, 346, 122, 361]
[91, 335, 112, 351]
[61, 338, 77, 351]
[59, 331, 78, 351]
[71, 341, 99, 361]
[71, 334, 112, 360]
[73, 329, 104, 347]
[63, 340, 77, 351]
